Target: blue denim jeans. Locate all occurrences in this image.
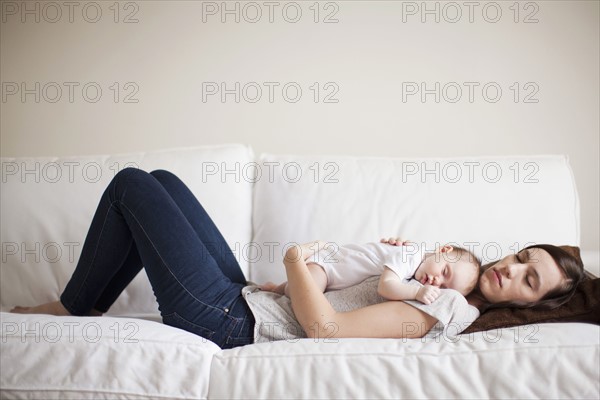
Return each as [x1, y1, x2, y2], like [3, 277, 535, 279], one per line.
[60, 167, 255, 349]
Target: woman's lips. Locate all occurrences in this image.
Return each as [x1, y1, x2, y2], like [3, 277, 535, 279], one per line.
[493, 270, 502, 287]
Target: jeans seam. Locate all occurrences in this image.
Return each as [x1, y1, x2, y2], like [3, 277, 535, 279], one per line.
[66, 199, 116, 314]
[226, 314, 253, 347]
[164, 311, 217, 338]
[236, 313, 247, 339]
[119, 200, 228, 314]
[226, 300, 253, 343]
[224, 316, 239, 341]
[92, 239, 135, 312]
[60, 299, 78, 316]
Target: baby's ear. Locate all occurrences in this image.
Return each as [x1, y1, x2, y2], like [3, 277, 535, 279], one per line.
[438, 244, 454, 253]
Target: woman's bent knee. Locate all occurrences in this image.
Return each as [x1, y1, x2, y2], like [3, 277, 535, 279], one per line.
[109, 167, 155, 200]
[149, 169, 175, 180]
[114, 166, 148, 181]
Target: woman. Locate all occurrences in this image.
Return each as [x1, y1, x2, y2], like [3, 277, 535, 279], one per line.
[10, 168, 585, 348]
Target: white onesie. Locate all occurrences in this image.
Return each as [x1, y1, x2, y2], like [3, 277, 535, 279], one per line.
[305, 242, 426, 291]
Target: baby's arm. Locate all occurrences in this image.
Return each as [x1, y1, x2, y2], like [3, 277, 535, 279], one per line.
[377, 266, 441, 305]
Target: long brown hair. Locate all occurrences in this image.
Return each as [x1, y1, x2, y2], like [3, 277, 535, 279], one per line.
[473, 244, 585, 312]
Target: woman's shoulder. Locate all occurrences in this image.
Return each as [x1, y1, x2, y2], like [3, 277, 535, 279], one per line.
[440, 287, 472, 306]
[438, 288, 481, 317]
[402, 286, 480, 328]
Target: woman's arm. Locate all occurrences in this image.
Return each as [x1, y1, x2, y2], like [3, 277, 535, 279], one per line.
[284, 245, 438, 340]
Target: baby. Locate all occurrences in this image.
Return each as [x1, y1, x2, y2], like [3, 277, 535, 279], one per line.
[260, 239, 481, 305]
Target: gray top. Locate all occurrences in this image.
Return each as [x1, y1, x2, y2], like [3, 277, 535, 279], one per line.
[242, 276, 480, 344]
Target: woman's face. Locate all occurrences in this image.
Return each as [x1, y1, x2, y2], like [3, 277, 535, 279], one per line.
[479, 247, 566, 304]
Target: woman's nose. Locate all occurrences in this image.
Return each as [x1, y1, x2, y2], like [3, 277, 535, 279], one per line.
[505, 263, 519, 280]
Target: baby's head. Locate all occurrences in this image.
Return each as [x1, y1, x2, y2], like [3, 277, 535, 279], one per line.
[414, 245, 480, 296]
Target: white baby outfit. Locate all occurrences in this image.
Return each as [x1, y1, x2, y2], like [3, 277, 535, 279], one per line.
[305, 241, 427, 291]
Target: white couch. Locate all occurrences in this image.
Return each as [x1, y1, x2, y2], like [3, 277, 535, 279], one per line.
[1, 144, 598, 399]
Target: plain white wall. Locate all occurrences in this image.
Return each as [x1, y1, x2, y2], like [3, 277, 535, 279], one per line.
[1, 0, 598, 251]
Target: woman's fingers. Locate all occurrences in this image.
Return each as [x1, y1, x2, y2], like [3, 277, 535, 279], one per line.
[380, 237, 411, 246]
[257, 283, 268, 290]
[259, 282, 277, 292]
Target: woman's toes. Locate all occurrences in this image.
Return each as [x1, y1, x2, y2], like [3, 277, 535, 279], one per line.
[9, 301, 71, 316]
[10, 306, 30, 313]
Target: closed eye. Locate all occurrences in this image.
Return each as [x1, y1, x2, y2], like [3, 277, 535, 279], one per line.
[526, 275, 533, 288]
[518, 251, 535, 289]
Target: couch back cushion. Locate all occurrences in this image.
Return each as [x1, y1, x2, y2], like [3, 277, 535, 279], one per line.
[1, 144, 254, 316]
[250, 154, 580, 284]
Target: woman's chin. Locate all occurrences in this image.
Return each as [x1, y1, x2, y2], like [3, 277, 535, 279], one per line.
[479, 273, 495, 300]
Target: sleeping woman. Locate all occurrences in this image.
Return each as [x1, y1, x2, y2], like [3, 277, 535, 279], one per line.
[10, 168, 585, 348]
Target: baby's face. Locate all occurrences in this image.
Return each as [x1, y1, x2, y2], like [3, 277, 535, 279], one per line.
[414, 251, 477, 295]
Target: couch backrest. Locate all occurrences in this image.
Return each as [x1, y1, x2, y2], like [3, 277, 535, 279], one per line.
[0, 144, 254, 316]
[1, 148, 580, 315]
[249, 154, 580, 285]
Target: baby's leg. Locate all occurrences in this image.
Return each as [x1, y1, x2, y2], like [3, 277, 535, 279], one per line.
[284, 262, 328, 297]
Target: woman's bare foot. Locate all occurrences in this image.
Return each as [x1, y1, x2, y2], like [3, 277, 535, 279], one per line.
[9, 301, 104, 317]
[10, 300, 72, 316]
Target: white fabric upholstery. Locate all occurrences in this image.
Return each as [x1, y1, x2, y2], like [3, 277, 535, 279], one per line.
[0, 144, 254, 316]
[582, 250, 600, 277]
[251, 154, 580, 284]
[1, 145, 597, 400]
[209, 322, 599, 399]
[1, 311, 219, 399]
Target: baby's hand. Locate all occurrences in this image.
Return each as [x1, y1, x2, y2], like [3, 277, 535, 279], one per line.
[416, 285, 441, 305]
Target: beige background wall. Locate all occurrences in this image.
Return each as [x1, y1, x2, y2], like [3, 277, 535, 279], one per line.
[1, 1, 598, 251]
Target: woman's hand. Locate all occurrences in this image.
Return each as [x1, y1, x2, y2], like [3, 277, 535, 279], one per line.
[283, 240, 439, 340]
[258, 281, 286, 295]
[284, 244, 304, 264]
[380, 237, 411, 246]
[285, 240, 328, 263]
[303, 240, 329, 259]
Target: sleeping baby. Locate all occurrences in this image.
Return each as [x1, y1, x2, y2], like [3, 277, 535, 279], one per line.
[260, 239, 481, 305]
